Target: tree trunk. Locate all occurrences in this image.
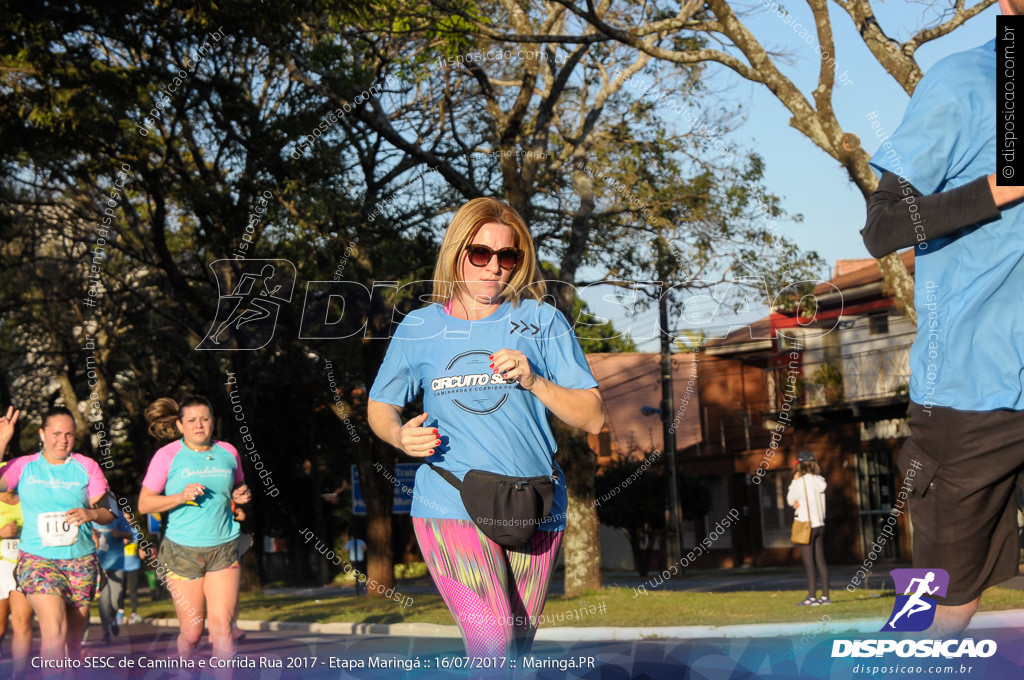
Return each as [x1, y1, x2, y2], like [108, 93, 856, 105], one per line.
[361, 328, 395, 595]
[360, 445, 395, 594]
[554, 420, 601, 595]
[878, 252, 917, 325]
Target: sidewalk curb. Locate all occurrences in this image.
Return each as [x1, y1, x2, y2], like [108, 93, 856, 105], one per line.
[130, 609, 1024, 641]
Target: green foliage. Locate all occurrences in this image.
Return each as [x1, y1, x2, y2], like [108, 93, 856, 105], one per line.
[595, 453, 713, 574]
[0, 0, 822, 590]
[811, 363, 844, 390]
[573, 297, 637, 353]
[595, 454, 667, 535]
[393, 561, 429, 580]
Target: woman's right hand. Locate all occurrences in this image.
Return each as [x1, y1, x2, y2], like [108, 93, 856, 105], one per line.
[180, 483, 206, 504]
[399, 412, 439, 458]
[0, 406, 19, 451]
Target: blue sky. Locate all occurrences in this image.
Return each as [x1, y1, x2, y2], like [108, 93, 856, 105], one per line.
[733, 0, 998, 274]
[582, 1, 1000, 350]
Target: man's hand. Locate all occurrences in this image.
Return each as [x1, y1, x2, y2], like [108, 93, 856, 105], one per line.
[988, 173, 1024, 208]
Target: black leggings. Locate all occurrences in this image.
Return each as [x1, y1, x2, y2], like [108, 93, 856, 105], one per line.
[801, 526, 829, 598]
[121, 569, 140, 613]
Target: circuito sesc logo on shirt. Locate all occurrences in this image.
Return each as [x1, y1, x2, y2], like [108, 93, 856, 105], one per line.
[430, 350, 517, 415]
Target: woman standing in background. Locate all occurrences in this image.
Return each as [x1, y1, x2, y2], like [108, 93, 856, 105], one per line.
[788, 450, 829, 606]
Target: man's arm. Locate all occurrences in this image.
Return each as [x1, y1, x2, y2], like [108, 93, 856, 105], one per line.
[862, 172, 1003, 258]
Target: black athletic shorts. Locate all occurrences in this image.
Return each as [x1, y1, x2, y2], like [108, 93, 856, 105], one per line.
[898, 402, 1024, 606]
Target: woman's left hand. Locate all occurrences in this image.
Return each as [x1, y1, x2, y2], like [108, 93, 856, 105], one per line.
[490, 349, 537, 390]
[232, 484, 252, 505]
[66, 507, 95, 527]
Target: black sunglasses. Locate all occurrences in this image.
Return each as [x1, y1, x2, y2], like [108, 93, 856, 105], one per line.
[465, 245, 522, 270]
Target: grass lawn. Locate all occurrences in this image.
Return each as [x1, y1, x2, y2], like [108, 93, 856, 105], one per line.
[128, 585, 1024, 629]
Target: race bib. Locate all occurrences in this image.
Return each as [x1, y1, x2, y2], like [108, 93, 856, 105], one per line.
[38, 511, 77, 547]
[124, 542, 138, 557]
[0, 539, 19, 561]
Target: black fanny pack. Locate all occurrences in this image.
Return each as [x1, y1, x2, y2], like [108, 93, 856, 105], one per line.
[428, 464, 557, 548]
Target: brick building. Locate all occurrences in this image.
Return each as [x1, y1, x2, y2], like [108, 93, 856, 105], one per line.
[590, 254, 917, 571]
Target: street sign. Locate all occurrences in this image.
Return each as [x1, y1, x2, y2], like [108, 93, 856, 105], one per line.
[351, 463, 418, 515]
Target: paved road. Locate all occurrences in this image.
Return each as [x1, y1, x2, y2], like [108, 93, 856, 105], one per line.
[5, 566, 1023, 679]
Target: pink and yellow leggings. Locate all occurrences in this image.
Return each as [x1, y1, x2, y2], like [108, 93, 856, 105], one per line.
[413, 517, 563, 658]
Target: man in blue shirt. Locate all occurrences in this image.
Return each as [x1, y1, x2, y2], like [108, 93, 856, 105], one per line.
[862, 0, 1024, 635]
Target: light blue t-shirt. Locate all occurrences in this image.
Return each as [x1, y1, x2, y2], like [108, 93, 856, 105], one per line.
[1, 453, 109, 559]
[345, 537, 366, 561]
[142, 440, 244, 548]
[869, 38, 1024, 411]
[370, 299, 599, 529]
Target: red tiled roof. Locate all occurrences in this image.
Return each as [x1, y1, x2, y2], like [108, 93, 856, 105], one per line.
[833, 259, 877, 277]
[813, 250, 915, 295]
[709, 250, 916, 347]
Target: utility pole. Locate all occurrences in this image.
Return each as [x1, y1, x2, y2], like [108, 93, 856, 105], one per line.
[659, 291, 684, 568]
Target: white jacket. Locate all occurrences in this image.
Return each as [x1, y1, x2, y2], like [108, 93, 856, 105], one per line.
[787, 474, 827, 528]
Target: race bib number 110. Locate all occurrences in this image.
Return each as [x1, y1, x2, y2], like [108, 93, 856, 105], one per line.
[38, 511, 77, 547]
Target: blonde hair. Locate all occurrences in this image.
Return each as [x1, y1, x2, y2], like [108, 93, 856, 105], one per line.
[431, 197, 545, 306]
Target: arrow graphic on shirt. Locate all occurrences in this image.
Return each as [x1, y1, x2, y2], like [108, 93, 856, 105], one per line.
[509, 321, 541, 335]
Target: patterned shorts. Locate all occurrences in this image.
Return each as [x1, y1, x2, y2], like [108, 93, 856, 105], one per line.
[159, 537, 239, 580]
[15, 552, 98, 607]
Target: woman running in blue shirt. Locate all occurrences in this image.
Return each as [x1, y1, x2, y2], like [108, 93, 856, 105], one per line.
[368, 198, 604, 660]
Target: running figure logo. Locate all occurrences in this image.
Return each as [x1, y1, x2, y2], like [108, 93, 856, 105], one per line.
[196, 259, 296, 350]
[881, 568, 949, 632]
